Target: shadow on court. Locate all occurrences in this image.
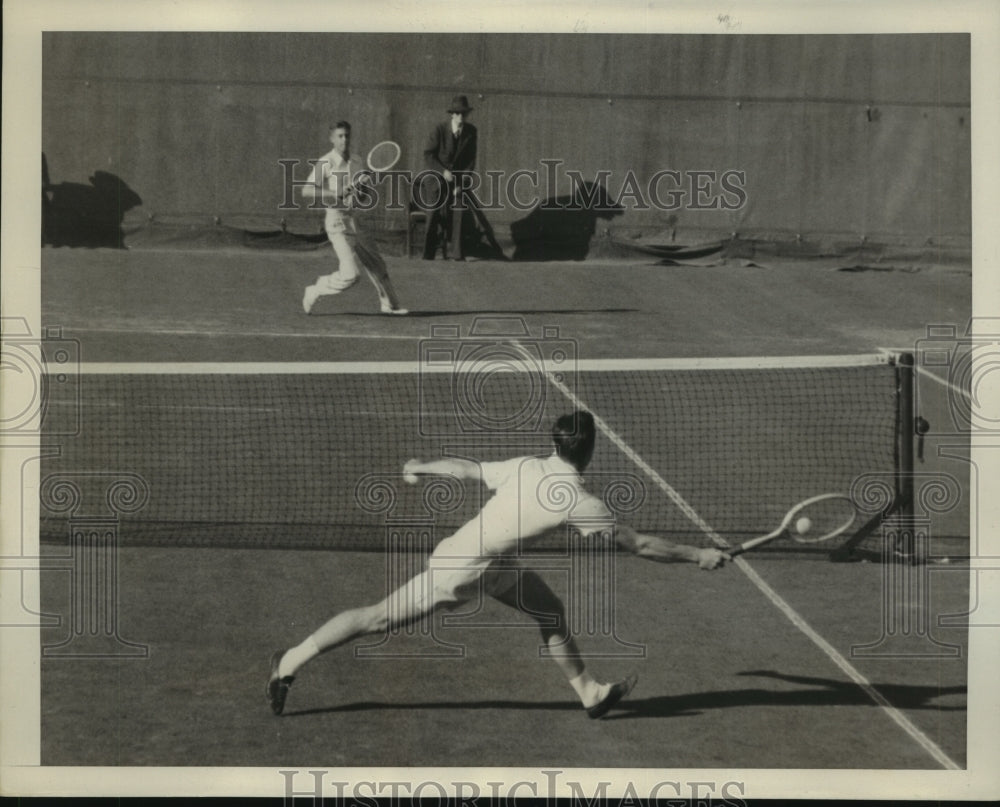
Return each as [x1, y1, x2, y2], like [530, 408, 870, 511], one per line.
[41, 243, 970, 362]
[284, 672, 966, 720]
[285, 699, 583, 718]
[321, 307, 641, 317]
[37, 547, 969, 768]
[603, 673, 967, 721]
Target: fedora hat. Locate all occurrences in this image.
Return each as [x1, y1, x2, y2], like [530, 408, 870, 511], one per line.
[447, 94, 474, 113]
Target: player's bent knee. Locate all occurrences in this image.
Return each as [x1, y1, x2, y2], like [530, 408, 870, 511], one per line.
[535, 603, 568, 640]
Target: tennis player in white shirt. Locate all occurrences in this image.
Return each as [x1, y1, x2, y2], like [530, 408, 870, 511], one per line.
[267, 411, 728, 718]
[300, 120, 407, 315]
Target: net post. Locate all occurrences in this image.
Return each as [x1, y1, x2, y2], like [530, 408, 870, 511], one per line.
[829, 350, 912, 562]
[895, 352, 918, 560]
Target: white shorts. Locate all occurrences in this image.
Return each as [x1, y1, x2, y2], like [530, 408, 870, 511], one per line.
[391, 555, 520, 615]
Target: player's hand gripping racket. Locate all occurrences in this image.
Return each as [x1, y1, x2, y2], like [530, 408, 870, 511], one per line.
[727, 493, 857, 557]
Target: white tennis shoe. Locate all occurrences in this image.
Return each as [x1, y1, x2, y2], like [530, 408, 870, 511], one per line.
[302, 285, 320, 314]
[586, 673, 637, 719]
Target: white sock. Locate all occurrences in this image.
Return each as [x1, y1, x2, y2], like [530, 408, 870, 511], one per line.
[568, 671, 610, 708]
[278, 635, 319, 678]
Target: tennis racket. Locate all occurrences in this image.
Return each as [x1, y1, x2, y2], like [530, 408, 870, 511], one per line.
[727, 493, 858, 557]
[352, 140, 402, 188]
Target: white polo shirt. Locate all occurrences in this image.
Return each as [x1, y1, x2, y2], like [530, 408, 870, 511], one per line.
[305, 148, 358, 234]
[431, 454, 615, 564]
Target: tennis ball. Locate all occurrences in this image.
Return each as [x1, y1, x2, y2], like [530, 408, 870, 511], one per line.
[403, 472, 419, 485]
[795, 517, 812, 535]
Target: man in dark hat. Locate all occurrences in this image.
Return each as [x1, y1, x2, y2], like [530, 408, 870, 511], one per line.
[419, 94, 479, 260]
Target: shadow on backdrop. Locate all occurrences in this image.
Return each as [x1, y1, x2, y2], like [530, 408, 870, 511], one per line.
[511, 182, 624, 262]
[42, 153, 143, 249]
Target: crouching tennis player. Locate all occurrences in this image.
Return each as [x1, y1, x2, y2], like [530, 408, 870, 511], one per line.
[267, 410, 729, 718]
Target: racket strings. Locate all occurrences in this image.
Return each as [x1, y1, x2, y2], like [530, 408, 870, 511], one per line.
[367, 140, 401, 173]
[788, 496, 857, 544]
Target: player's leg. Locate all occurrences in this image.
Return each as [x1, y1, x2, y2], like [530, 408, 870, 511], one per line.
[321, 229, 361, 288]
[278, 570, 437, 678]
[267, 565, 473, 714]
[352, 234, 407, 314]
[489, 569, 637, 718]
[267, 570, 444, 714]
[303, 226, 360, 313]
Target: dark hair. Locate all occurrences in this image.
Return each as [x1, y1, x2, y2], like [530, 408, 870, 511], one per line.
[552, 410, 596, 472]
[330, 120, 351, 133]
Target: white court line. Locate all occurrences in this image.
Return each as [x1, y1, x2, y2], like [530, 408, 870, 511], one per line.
[45, 400, 455, 418]
[917, 365, 973, 403]
[877, 346, 972, 402]
[66, 354, 891, 375]
[538, 356, 961, 771]
[55, 326, 415, 341]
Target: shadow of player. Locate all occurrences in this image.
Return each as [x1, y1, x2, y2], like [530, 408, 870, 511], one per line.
[600, 669, 967, 720]
[285, 669, 965, 720]
[510, 181, 624, 262]
[43, 153, 142, 248]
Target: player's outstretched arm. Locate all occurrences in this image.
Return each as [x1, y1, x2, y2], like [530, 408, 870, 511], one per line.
[403, 457, 483, 483]
[614, 524, 729, 570]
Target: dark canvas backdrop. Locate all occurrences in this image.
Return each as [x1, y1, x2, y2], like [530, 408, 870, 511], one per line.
[42, 32, 970, 250]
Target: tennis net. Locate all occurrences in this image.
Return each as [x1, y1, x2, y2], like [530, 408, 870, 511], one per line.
[39, 353, 909, 555]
